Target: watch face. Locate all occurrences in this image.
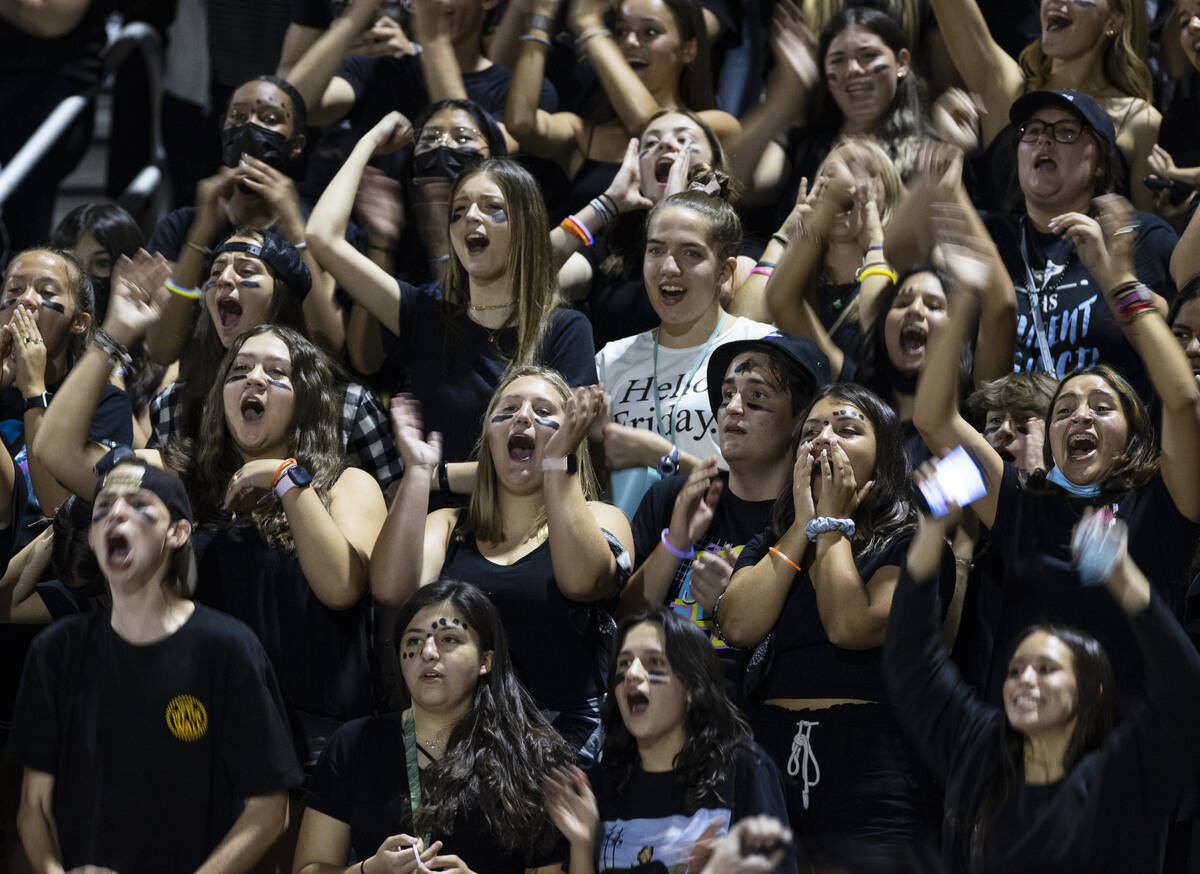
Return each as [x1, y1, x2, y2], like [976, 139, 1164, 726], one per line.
[288, 465, 314, 487]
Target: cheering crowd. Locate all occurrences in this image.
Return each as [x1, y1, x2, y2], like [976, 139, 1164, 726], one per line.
[2, 0, 1200, 871]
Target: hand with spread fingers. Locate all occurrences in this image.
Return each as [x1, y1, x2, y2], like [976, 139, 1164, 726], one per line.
[814, 440, 872, 520]
[1055, 193, 1137, 294]
[771, 0, 819, 92]
[235, 154, 306, 242]
[391, 394, 443, 473]
[604, 139, 656, 214]
[105, 249, 173, 346]
[931, 88, 985, 155]
[545, 384, 606, 462]
[543, 765, 599, 848]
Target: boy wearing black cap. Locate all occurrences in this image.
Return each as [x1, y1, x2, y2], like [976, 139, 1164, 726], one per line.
[621, 333, 829, 701]
[9, 458, 301, 874]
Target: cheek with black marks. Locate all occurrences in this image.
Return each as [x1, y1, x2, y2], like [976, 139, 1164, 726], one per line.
[825, 69, 840, 82]
[490, 210, 508, 224]
[238, 280, 261, 289]
[870, 62, 890, 74]
[226, 374, 247, 385]
[0, 299, 16, 311]
[491, 414, 513, 424]
[646, 672, 670, 684]
[132, 506, 156, 522]
[92, 508, 110, 523]
[40, 300, 66, 314]
[534, 416, 560, 431]
[266, 377, 292, 391]
[613, 670, 626, 686]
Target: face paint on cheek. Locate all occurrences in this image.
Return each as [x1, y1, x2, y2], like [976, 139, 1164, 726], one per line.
[490, 210, 508, 224]
[825, 69, 840, 82]
[132, 506, 156, 522]
[870, 62, 889, 74]
[534, 416, 560, 430]
[237, 280, 261, 289]
[40, 300, 66, 314]
[0, 299, 16, 311]
[491, 414, 513, 424]
[646, 670, 670, 684]
[613, 670, 627, 686]
[92, 508, 110, 522]
[225, 374, 247, 385]
[265, 377, 292, 391]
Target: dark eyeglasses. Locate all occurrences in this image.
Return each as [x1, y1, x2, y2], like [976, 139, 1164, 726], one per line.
[1018, 119, 1084, 144]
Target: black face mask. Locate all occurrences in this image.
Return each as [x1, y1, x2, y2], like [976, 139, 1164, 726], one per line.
[411, 146, 484, 180]
[220, 122, 291, 171]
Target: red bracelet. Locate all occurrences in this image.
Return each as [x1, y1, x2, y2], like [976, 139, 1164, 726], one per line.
[270, 458, 298, 488]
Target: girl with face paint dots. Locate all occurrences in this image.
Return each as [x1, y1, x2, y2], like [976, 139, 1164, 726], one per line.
[294, 579, 576, 874]
[885, 488, 1200, 873]
[38, 260, 389, 779]
[369, 366, 634, 762]
[717, 382, 933, 866]
[308, 130, 598, 470]
[543, 607, 795, 874]
[913, 194, 1200, 711]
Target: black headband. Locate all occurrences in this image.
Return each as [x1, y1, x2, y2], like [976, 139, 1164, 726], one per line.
[212, 233, 312, 300]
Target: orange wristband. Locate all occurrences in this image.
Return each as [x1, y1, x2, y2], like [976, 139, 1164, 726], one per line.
[270, 458, 298, 488]
[769, 546, 802, 573]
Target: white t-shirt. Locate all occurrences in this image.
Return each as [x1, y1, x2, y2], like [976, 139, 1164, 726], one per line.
[595, 314, 775, 464]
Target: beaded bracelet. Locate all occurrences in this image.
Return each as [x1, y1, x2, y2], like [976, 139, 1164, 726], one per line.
[768, 546, 802, 573]
[712, 590, 733, 644]
[560, 214, 594, 246]
[660, 528, 695, 561]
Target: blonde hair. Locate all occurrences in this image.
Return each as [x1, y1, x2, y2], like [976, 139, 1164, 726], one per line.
[1018, 0, 1152, 101]
[461, 365, 601, 544]
[819, 136, 904, 228]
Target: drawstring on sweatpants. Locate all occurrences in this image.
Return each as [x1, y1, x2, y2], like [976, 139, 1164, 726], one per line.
[787, 720, 821, 810]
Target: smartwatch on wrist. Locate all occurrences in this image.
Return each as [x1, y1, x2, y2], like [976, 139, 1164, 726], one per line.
[657, 446, 680, 477]
[275, 464, 313, 499]
[23, 391, 52, 412]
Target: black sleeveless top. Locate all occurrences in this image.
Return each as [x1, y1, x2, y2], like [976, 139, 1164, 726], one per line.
[441, 529, 606, 708]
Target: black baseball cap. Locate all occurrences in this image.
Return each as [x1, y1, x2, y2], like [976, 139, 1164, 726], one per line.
[1009, 90, 1116, 149]
[93, 457, 193, 523]
[706, 331, 830, 415]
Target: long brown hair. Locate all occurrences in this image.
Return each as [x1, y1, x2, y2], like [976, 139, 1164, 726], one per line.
[439, 160, 558, 369]
[174, 325, 347, 547]
[460, 365, 600, 545]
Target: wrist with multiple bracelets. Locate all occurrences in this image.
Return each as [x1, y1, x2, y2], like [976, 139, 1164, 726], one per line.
[560, 194, 618, 246]
[1109, 280, 1156, 324]
[93, 327, 133, 371]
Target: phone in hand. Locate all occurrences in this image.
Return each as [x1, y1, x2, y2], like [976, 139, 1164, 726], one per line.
[919, 445, 987, 517]
[1143, 175, 1195, 207]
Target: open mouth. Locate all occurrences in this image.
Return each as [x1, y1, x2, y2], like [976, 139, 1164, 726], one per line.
[1034, 154, 1057, 169]
[659, 284, 687, 303]
[241, 396, 265, 422]
[627, 58, 649, 70]
[1045, 11, 1072, 31]
[508, 433, 535, 462]
[105, 532, 132, 569]
[420, 669, 442, 682]
[1066, 432, 1097, 460]
[899, 324, 927, 355]
[845, 80, 875, 95]
[626, 689, 649, 715]
[466, 232, 489, 255]
[655, 156, 675, 183]
[218, 298, 243, 330]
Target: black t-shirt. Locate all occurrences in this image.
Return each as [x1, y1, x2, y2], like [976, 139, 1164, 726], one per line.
[307, 712, 561, 872]
[734, 529, 914, 702]
[590, 743, 797, 874]
[984, 210, 1177, 398]
[983, 463, 1200, 706]
[337, 54, 557, 131]
[7, 605, 302, 874]
[631, 471, 772, 696]
[192, 521, 373, 755]
[885, 565, 1200, 873]
[384, 282, 599, 462]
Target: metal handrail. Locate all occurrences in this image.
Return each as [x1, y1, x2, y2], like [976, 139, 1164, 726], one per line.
[0, 19, 167, 210]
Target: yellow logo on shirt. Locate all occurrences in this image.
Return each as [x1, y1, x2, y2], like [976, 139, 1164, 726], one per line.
[165, 694, 208, 741]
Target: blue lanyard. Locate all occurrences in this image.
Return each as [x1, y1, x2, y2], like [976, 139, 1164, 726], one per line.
[651, 312, 726, 441]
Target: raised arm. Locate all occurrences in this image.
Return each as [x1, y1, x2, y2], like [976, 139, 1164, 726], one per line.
[1170, 180, 1200, 288]
[924, 0, 1024, 144]
[545, 386, 634, 600]
[34, 251, 172, 500]
[0, 529, 53, 624]
[1071, 195, 1200, 520]
[412, 0, 469, 102]
[370, 397, 445, 606]
[729, 0, 817, 198]
[911, 202, 1004, 528]
[505, 0, 585, 166]
[306, 113, 414, 335]
[286, 0, 381, 125]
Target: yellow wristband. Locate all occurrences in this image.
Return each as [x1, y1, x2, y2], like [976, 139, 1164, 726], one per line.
[856, 265, 897, 284]
[165, 278, 201, 300]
